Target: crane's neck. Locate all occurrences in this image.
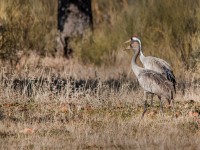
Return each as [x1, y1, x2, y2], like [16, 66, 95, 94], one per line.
[139, 47, 145, 61]
[132, 48, 143, 77]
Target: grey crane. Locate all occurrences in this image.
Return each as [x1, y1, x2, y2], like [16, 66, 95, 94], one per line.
[124, 40, 175, 117]
[124, 36, 176, 94]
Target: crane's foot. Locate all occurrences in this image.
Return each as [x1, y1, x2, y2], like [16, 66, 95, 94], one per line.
[150, 94, 154, 108]
[171, 100, 176, 117]
[159, 96, 164, 117]
[141, 100, 148, 118]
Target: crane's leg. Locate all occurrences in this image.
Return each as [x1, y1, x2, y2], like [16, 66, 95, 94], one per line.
[167, 99, 171, 105]
[169, 99, 176, 117]
[141, 91, 148, 118]
[150, 93, 154, 107]
[158, 96, 164, 116]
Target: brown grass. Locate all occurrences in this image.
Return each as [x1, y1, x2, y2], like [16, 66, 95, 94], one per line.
[1, 0, 200, 72]
[0, 0, 200, 149]
[0, 55, 199, 149]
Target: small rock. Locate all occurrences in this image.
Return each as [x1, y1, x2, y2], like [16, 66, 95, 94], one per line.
[188, 111, 199, 118]
[60, 106, 68, 113]
[20, 128, 35, 134]
[175, 111, 182, 118]
[148, 110, 157, 117]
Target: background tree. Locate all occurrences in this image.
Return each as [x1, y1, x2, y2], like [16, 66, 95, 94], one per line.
[57, 0, 93, 58]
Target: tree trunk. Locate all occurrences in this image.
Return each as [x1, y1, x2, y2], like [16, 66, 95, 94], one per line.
[57, 0, 93, 58]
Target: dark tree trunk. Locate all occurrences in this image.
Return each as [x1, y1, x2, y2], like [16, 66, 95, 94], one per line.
[57, 0, 93, 58]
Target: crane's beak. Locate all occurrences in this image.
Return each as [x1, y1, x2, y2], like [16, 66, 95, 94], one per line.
[123, 45, 131, 51]
[123, 39, 131, 44]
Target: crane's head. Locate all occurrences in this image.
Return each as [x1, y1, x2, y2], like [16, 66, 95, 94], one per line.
[124, 36, 142, 51]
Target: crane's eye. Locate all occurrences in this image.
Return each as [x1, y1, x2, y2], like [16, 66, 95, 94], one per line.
[131, 42, 139, 48]
[130, 43, 134, 48]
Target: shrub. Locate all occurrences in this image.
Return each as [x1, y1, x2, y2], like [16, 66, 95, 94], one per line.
[0, 0, 57, 62]
[71, 0, 200, 72]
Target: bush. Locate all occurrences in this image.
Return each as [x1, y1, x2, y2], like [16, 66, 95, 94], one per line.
[0, 0, 57, 61]
[71, 0, 200, 72]
[1, 0, 200, 72]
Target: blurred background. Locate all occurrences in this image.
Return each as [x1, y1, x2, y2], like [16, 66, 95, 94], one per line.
[0, 0, 200, 77]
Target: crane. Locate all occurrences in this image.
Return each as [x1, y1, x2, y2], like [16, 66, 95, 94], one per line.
[124, 40, 175, 117]
[124, 36, 176, 106]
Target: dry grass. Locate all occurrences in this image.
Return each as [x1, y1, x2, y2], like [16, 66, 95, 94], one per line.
[71, 0, 200, 72]
[1, 0, 200, 72]
[0, 56, 199, 149]
[0, 0, 57, 60]
[0, 0, 200, 149]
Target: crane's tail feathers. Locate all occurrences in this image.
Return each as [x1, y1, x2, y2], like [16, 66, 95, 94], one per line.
[173, 83, 176, 94]
[171, 90, 174, 100]
[163, 68, 176, 93]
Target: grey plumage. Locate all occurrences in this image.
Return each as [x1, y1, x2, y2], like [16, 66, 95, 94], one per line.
[138, 70, 174, 100]
[124, 37, 176, 93]
[141, 56, 176, 94]
[125, 41, 175, 117]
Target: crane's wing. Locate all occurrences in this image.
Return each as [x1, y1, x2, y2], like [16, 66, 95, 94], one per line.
[162, 66, 176, 92]
[144, 56, 171, 71]
[138, 70, 174, 99]
[144, 56, 176, 93]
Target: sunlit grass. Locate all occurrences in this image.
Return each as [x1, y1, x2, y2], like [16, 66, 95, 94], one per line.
[0, 0, 200, 149]
[0, 56, 199, 149]
[0, 0, 57, 60]
[1, 0, 200, 75]
[71, 0, 200, 76]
